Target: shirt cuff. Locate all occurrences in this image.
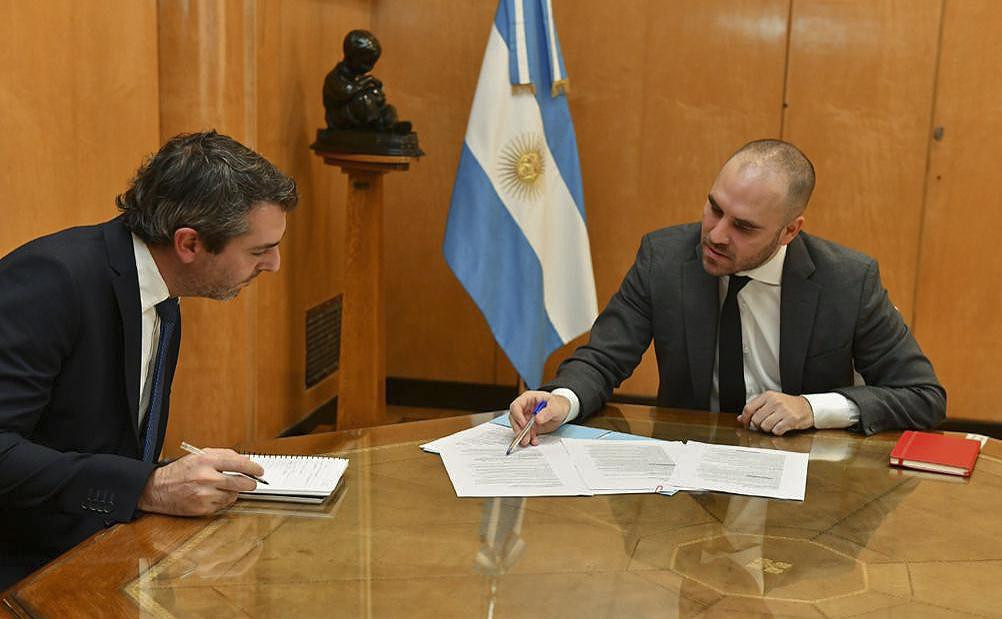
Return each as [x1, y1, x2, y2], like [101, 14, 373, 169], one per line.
[551, 388, 581, 424]
[803, 392, 860, 429]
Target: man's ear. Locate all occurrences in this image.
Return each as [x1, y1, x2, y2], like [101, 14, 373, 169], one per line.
[173, 227, 201, 264]
[780, 215, 805, 246]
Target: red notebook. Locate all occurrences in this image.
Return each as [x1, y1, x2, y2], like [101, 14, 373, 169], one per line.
[889, 430, 981, 477]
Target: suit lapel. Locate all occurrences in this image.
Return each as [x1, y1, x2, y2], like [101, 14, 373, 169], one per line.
[103, 218, 143, 446]
[779, 235, 821, 394]
[683, 247, 719, 408]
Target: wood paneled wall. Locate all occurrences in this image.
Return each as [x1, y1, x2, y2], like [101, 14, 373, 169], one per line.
[373, 1, 509, 385]
[0, 1, 159, 255]
[252, 0, 368, 438]
[783, 0, 942, 322]
[2, 0, 1000, 431]
[372, 0, 1000, 422]
[0, 0, 364, 455]
[157, 0, 262, 457]
[157, 0, 368, 455]
[547, 0, 791, 395]
[914, 0, 1002, 422]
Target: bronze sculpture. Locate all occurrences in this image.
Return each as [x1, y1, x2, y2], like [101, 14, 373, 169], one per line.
[313, 30, 423, 157]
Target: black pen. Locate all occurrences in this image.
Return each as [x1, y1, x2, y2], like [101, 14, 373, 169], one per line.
[180, 441, 270, 485]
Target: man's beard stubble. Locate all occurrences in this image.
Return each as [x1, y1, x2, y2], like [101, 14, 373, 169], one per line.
[178, 271, 253, 301]
[701, 226, 784, 275]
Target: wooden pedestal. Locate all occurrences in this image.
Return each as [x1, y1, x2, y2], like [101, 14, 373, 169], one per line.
[313, 152, 415, 430]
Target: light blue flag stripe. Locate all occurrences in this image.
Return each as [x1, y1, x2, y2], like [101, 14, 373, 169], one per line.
[495, 1, 586, 221]
[444, 144, 564, 387]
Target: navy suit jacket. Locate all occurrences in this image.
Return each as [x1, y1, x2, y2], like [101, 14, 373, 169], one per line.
[546, 224, 946, 435]
[0, 217, 178, 584]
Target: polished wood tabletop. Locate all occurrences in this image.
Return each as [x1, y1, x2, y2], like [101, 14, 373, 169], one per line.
[4, 404, 1002, 618]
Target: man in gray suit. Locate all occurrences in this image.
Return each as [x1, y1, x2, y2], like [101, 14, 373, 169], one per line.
[509, 139, 945, 441]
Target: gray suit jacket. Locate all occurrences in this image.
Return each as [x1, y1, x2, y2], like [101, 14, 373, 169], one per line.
[545, 223, 945, 435]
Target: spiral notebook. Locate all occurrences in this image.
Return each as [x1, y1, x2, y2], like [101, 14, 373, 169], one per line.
[238, 454, 349, 504]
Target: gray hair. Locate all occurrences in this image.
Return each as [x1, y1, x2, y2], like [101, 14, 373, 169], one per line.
[728, 139, 815, 217]
[116, 131, 298, 253]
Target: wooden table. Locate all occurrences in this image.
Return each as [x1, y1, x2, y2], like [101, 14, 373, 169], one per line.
[5, 404, 1002, 617]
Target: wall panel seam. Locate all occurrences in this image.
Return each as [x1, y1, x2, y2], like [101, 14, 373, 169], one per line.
[779, 0, 795, 137]
[911, 0, 949, 336]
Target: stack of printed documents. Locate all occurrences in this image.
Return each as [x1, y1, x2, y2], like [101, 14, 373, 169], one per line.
[421, 417, 809, 501]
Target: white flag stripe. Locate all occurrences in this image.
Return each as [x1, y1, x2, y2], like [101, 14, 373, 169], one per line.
[513, 0, 531, 85]
[464, 26, 597, 341]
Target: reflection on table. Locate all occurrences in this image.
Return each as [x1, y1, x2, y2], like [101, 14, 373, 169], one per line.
[4, 404, 1002, 618]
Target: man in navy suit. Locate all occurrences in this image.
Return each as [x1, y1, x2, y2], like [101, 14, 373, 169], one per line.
[0, 131, 298, 588]
[509, 139, 945, 443]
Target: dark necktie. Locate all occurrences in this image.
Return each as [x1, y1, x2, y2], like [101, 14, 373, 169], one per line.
[718, 275, 751, 413]
[142, 298, 180, 463]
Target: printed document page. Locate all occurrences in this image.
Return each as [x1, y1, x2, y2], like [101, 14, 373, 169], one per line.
[421, 421, 517, 454]
[561, 438, 688, 493]
[439, 441, 592, 497]
[422, 417, 599, 454]
[674, 442, 809, 500]
[489, 415, 613, 440]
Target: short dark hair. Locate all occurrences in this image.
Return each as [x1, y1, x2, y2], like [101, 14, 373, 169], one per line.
[729, 139, 815, 216]
[116, 131, 298, 253]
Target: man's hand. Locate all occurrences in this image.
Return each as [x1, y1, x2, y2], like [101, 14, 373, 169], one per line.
[508, 391, 571, 447]
[137, 448, 265, 517]
[738, 391, 815, 436]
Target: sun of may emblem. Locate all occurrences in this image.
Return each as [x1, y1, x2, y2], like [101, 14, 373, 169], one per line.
[498, 133, 546, 201]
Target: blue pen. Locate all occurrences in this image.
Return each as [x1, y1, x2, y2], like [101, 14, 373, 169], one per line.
[506, 400, 548, 455]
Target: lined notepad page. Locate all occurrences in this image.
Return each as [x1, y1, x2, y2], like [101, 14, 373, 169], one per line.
[243, 454, 349, 496]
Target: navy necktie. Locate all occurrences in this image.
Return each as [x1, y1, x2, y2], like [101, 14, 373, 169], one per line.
[142, 298, 180, 463]
[718, 275, 751, 413]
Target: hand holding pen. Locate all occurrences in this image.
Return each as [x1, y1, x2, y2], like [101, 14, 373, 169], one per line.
[506, 400, 547, 455]
[181, 442, 269, 485]
[137, 444, 268, 517]
[506, 391, 572, 451]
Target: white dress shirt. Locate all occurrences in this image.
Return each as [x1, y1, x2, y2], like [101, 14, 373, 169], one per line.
[131, 234, 171, 426]
[557, 244, 860, 429]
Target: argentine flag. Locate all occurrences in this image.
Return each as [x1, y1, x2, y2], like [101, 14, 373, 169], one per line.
[443, 0, 597, 389]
